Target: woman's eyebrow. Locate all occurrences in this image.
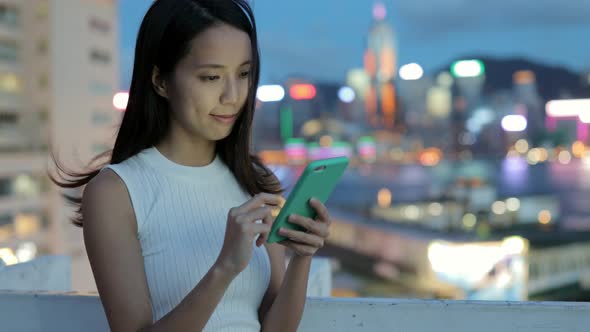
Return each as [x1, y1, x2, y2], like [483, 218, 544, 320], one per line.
[195, 60, 251, 69]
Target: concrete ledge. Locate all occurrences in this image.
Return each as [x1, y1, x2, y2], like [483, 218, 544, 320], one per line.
[0, 256, 71, 292]
[1, 292, 589, 332]
[299, 297, 590, 331]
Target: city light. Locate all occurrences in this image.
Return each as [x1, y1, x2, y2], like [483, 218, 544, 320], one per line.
[538, 210, 552, 225]
[501, 115, 527, 132]
[428, 203, 443, 216]
[428, 241, 506, 283]
[451, 60, 485, 78]
[256, 85, 285, 102]
[436, 72, 454, 88]
[514, 139, 529, 154]
[404, 205, 420, 220]
[492, 201, 507, 215]
[289, 83, 316, 100]
[358, 136, 377, 162]
[527, 149, 541, 165]
[113, 92, 129, 111]
[372, 2, 387, 20]
[502, 236, 526, 255]
[284, 138, 307, 164]
[419, 148, 442, 166]
[513, 70, 536, 85]
[558, 150, 572, 164]
[15, 242, 37, 263]
[462, 213, 477, 229]
[301, 119, 322, 137]
[319, 135, 333, 147]
[399, 63, 424, 81]
[377, 188, 392, 208]
[0, 247, 18, 266]
[506, 198, 521, 212]
[546, 99, 590, 118]
[467, 108, 494, 133]
[580, 112, 590, 124]
[427, 86, 452, 118]
[572, 141, 585, 158]
[346, 68, 370, 97]
[338, 86, 356, 103]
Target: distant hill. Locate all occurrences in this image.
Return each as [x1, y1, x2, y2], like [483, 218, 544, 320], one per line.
[438, 56, 588, 100]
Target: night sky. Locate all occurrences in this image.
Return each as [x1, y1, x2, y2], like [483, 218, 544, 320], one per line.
[118, 0, 590, 88]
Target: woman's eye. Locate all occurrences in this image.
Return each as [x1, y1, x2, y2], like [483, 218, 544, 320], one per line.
[200, 75, 220, 82]
[240, 71, 251, 78]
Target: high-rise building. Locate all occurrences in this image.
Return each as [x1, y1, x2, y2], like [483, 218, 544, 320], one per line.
[0, 0, 119, 291]
[363, 2, 398, 128]
[512, 70, 542, 141]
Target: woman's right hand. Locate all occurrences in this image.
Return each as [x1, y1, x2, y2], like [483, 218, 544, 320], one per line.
[215, 193, 284, 276]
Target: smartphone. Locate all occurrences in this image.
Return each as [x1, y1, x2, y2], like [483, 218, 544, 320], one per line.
[267, 156, 349, 243]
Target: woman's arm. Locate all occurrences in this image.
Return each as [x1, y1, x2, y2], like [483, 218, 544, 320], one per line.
[260, 253, 311, 332]
[83, 170, 237, 332]
[259, 198, 332, 332]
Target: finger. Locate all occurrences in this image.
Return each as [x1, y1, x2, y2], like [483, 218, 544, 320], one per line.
[249, 223, 271, 237]
[279, 227, 324, 248]
[281, 240, 316, 256]
[236, 206, 273, 224]
[256, 212, 275, 246]
[288, 214, 329, 238]
[309, 198, 330, 223]
[236, 193, 284, 213]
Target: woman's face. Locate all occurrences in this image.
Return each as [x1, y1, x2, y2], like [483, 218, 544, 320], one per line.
[163, 23, 252, 143]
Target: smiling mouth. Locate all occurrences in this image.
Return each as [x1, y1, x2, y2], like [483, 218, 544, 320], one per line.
[210, 113, 238, 124]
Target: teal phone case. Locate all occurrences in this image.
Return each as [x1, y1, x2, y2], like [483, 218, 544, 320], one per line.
[267, 156, 349, 243]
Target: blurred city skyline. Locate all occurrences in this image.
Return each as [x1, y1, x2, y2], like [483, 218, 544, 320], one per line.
[119, 0, 590, 88]
[3, 0, 590, 303]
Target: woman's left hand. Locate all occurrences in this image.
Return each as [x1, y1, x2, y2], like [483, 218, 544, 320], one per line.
[278, 198, 331, 256]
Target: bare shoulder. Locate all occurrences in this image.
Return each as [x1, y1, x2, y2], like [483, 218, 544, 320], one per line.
[82, 168, 136, 229]
[82, 168, 153, 331]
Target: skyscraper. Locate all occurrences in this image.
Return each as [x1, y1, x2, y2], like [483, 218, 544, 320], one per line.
[0, 0, 119, 291]
[364, 2, 397, 129]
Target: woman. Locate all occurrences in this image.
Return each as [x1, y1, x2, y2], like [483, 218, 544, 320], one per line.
[51, 0, 332, 331]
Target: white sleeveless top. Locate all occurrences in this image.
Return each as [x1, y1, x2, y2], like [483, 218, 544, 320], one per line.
[103, 147, 271, 331]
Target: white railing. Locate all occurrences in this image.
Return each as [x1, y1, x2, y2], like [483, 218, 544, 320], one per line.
[1, 256, 590, 331]
[0, 291, 589, 331]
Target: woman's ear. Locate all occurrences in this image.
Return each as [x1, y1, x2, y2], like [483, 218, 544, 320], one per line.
[152, 66, 168, 98]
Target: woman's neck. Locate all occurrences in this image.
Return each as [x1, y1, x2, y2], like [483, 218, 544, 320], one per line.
[155, 129, 216, 167]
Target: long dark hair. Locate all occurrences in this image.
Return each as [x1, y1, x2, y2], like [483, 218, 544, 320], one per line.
[51, 0, 282, 227]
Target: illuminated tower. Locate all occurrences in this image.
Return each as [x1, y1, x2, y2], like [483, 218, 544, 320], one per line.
[364, 2, 397, 128]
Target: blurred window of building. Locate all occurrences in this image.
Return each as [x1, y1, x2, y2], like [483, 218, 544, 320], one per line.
[89, 48, 111, 64]
[0, 214, 13, 243]
[0, 72, 21, 93]
[14, 174, 41, 198]
[38, 106, 49, 123]
[37, 38, 48, 55]
[0, 40, 18, 62]
[15, 213, 40, 239]
[0, 112, 17, 127]
[89, 16, 111, 34]
[38, 73, 49, 90]
[0, 214, 12, 226]
[36, 2, 48, 20]
[0, 5, 19, 29]
[0, 177, 11, 197]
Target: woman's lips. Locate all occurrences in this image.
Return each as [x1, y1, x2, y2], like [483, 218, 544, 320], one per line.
[211, 114, 238, 124]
